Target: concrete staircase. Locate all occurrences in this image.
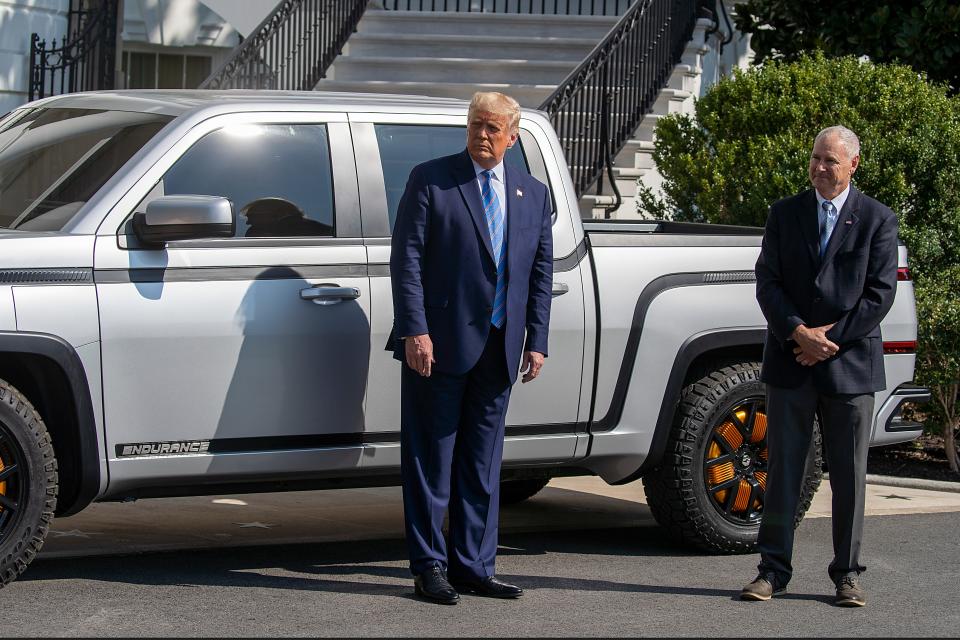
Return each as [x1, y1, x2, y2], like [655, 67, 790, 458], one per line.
[581, 17, 712, 219]
[317, 8, 712, 219]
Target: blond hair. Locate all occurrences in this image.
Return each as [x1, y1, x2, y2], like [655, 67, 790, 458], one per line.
[468, 92, 521, 133]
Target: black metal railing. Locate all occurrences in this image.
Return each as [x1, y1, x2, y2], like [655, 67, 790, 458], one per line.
[383, 0, 633, 14]
[28, 0, 120, 101]
[200, 0, 369, 91]
[539, 0, 700, 215]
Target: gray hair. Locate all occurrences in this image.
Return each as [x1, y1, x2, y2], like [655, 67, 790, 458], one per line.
[468, 92, 521, 133]
[815, 125, 861, 159]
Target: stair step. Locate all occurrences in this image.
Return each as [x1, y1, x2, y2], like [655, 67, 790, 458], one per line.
[346, 32, 598, 61]
[358, 9, 619, 38]
[330, 55, 577, 84]
[314, 79, 555, 107]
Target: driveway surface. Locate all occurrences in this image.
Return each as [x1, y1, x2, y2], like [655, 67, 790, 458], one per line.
[5, 477, 959, 637]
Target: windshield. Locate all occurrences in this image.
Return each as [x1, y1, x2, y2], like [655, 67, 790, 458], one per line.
[0, 107, 172, 231]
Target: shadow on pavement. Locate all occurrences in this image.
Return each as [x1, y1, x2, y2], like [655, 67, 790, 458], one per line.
[23, 525, 746, 600]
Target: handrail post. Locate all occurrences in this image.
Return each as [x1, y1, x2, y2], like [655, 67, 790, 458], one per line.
[27, 0, 119, 101]
[200, 0, 371, 91]
[539, 0, 698, 207]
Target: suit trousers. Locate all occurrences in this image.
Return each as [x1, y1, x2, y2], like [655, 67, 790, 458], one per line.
[758, 378, 874, 585]
[400, 326, 512, 580]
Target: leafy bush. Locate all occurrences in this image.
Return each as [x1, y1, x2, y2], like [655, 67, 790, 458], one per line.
[915, 266, 960, 471]
[638, 54, 960, 456]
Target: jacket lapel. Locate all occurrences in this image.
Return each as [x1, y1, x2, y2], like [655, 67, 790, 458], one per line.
[453, 149, 495, 264]
[796, 189, 821, 268]
[819, 186, 860, 270]
[505, 164, 523, 270]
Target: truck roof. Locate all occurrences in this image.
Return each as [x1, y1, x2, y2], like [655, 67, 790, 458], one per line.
[22, 89, 543, 119]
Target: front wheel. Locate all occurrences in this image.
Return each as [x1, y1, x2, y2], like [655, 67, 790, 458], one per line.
[642, 363, 822, 554]
[0, 379, 58, 587]
[499, 477, 551, 505]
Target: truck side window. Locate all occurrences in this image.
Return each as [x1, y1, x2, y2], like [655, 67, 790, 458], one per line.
[137, 123, 335, 238]
[375, 124, 546, 231]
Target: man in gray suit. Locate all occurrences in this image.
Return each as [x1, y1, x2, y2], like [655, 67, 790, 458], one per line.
[742, 126, 899, 607]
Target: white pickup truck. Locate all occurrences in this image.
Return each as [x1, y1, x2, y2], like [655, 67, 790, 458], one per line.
[0, 91, 927, 586]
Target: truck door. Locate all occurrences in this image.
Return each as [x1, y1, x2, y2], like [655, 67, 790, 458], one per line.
[94, 113, 372, 491]
[350, 115, 586, 469]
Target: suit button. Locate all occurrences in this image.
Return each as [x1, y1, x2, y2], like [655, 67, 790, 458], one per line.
[814, 297, 823, 302]
[485, 306, 492, 312]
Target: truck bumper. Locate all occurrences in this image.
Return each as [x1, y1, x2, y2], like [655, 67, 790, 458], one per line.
[871, 383, 931, 447]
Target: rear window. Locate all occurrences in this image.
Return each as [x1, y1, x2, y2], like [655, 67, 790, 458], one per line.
[374, 124, 530, 231]
[0, 107, 172, 231]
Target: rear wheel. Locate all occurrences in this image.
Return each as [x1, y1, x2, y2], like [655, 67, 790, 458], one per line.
[642, 363, 822, 554]
[0, 379, 58, 587]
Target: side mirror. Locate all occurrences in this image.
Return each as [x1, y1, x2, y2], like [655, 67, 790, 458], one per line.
[133, 195, 235, 245]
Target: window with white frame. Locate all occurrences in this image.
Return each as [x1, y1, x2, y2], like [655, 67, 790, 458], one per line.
[121, 50, 213, 89]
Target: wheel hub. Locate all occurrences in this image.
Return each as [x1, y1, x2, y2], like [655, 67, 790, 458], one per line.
[703, 400, 769, 525]
[735, 447, 755, 472]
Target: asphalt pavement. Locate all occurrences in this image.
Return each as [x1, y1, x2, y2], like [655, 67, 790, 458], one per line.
[5, 476, 960, 637]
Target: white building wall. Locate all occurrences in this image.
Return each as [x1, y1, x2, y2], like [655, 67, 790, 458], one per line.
[0, 0, 69, 114]
[699, 0, 752, 96]
[0, 0, 248, 112]
[122, 0, 240, 47]
[121, 0, 241, 87]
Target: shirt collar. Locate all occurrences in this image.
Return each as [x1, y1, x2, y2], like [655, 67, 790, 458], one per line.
[815, 183, 850, 215]
[471, 157, 505, 183]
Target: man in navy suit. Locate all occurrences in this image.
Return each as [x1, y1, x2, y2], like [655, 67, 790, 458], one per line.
[741, 126, 898, 607]
[390, 92, 553, 605]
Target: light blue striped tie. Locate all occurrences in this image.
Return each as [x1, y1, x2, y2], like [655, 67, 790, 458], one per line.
[820, 200, 837, 257]
[480, 170, 507, 328]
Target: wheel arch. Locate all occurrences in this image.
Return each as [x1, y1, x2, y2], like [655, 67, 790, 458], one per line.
[0, 332, 100, 516]
[611, 328, 766, 486]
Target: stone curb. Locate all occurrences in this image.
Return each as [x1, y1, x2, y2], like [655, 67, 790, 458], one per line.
[865, 474, 960, 493]
[825, 472, 960, 493]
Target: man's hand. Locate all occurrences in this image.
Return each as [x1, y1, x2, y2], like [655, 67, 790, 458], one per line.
[791, 323, 838, 366]
[405, 334, 435, 377]
[520, 351, 545, 383]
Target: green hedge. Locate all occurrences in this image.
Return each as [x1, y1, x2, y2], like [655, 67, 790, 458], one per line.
[639, 54, 960, 446]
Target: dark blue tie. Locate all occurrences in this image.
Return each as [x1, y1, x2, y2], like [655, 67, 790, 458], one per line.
[480, 170, 506, 328]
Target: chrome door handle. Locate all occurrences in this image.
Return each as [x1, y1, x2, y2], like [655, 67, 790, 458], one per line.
[300, 285, 361, 306]
[552, 282, 569, 297]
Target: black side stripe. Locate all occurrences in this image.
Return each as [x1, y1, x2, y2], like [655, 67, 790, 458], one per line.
[553, 238, 588, 273]
[114, 422, 587, 458]
[591, 270, 757, 432]
[0, 268, 93, 284]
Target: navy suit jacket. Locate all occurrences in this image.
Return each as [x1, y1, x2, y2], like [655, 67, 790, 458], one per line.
[755, 186, 899, 394]
[389, 149, 553, 384]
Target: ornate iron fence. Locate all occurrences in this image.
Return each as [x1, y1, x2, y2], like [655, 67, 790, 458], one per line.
[200, 0, 369, 91]
[383, 0, 633, 14]
[539, 0, 700, 214]
[28, 0, 120, 101]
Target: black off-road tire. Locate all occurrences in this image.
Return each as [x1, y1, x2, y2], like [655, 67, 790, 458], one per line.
[500, 477, 551, 505]
[642, 363, 822, 554]
[0, 378, 58, 587]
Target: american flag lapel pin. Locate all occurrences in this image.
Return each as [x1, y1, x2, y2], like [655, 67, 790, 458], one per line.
[516, 188, 523, 198]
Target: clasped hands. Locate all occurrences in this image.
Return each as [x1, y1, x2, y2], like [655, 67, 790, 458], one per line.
[405, 333, 545, 383]
[791, 323, 838, 366]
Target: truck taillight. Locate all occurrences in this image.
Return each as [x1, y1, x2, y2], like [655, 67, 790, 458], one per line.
[883, 341, 917, 354]
[897, 267, 911, 281]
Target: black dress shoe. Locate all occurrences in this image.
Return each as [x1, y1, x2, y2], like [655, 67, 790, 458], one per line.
[414, 566, 459, 605]
[451, 575, 523, 599]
